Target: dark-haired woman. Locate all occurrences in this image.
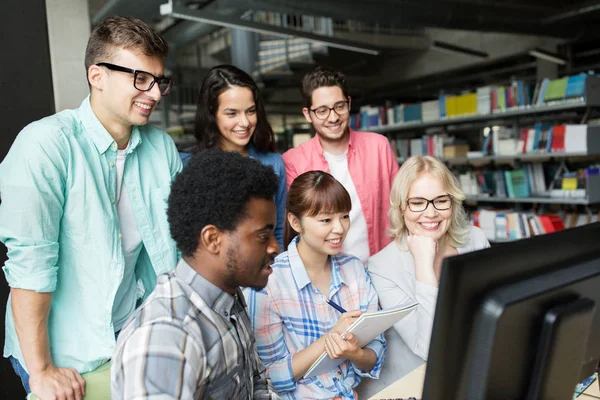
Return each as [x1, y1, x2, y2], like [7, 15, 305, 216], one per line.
[244, 171, 385, 400]
[182, 64, 286, 248]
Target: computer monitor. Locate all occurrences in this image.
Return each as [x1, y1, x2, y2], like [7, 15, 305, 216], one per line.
[423, 222, 600, 400]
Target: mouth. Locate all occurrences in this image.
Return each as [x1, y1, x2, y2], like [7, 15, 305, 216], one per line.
[134, 101, 154, 112]
[232, 129, 251, 137]
[419, 222, 441, 230]
[325, 237, 343, 248]
[325, 123, 343, 132]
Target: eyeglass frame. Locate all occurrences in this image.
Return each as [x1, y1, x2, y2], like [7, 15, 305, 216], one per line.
[309, 100, 350, 120]
[95, 62, 174, 95]
[405, 194, 453, 212]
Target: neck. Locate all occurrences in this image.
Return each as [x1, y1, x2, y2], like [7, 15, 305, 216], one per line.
[90, 93, 131, 150]
[220, 141, 249, 157]
[183, 253, 237, 295]
[318, 129, 350, 156]
[296, 239, 330, 274]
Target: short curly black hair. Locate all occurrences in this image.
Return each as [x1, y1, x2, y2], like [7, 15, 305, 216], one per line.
[167, 148, 279, 257]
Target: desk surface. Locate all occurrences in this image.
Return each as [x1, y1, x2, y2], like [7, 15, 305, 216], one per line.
[369, 364, 600, 399]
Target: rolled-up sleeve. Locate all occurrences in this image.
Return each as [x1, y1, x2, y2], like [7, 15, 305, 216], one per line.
[0, 125, 67, 292]
[246, 287, 296, 393]
[353, 267, 386, 378]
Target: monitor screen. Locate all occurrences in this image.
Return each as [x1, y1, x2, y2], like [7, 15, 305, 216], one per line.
[423, 222, 600, 400]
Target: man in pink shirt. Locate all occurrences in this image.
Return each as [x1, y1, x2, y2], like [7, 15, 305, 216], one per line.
[282, 67, 399, 262]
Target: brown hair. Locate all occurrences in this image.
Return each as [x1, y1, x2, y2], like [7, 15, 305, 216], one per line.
[301, 67, 349, 107]
[284, 171, 352, 250]
[85, 16, 169, 72]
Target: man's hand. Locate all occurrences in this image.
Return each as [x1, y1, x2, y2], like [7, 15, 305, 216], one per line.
[29, 365, 85, 400]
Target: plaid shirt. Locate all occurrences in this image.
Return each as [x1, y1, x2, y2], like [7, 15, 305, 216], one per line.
[111, 259, 280, 400]
[245, 237, 386, 400]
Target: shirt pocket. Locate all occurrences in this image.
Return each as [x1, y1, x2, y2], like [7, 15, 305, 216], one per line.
[207, 365, 244, 399]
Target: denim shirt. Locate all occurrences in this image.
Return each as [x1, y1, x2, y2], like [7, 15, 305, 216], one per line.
[180, 144, 287, 249]
[0, 96, 182, 373]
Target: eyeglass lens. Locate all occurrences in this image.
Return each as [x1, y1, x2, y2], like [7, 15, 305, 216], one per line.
[407, 195, 451, 212]
[314, 101, 349, 119]
[134, 71, 173, 95]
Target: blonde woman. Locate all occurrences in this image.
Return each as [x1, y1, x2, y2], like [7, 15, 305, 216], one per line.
[368, 156, 489, 361]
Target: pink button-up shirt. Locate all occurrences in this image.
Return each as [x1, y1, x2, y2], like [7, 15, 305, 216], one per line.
[282, 130, 399, 256]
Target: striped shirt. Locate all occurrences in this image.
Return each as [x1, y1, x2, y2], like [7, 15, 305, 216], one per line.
[111, 258, 280, 400]
[245, 237, 386, 399]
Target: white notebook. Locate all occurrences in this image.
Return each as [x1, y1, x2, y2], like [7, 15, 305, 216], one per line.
[303, 302, 419, 378]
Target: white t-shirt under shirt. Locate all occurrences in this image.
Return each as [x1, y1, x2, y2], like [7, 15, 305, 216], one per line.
[112, 149, 144, 331]
[323, 151, 370, 263]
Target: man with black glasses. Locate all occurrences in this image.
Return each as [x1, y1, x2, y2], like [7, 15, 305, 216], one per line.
[282, 67, 399, 263]
[0, 16, 181, 399]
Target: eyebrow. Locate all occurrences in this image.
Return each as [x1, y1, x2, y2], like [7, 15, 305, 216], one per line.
[223, 105, 256, 112]
[255, 224, 275, 232]
[314, 100, 345, 108]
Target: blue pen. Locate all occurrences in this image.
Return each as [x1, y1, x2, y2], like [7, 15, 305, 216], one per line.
[326, 298, 347, 314]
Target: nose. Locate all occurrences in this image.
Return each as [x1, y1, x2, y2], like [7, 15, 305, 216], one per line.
[147, 82, 162, 101]
[238, 113, 250, 127]
[267, 234, 280, 256]
[423, 202, 438, 217]
[327, 108, 339, 122]
[332, 217, 345, 234]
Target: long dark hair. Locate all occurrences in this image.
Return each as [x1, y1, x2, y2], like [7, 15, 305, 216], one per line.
[193, 65, 275, 153]
[284, 171, 352, 250]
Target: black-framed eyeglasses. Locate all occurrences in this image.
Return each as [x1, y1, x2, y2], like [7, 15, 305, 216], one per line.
[96, 62, 174, 95]
[406, 194, 452, 212]
[309, 100, 350, 120]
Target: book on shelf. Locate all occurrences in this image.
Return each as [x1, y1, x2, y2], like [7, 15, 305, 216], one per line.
[351, 73, 597, 131]
[472, 210, 574, 242]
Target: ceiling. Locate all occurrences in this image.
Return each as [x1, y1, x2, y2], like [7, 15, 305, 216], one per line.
[87, 0, 600, 105]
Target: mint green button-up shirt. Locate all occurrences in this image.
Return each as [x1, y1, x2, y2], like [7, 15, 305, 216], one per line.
[0, 97, 182, 373]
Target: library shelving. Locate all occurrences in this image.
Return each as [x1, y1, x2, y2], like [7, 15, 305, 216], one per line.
[362, 74, 600, 242]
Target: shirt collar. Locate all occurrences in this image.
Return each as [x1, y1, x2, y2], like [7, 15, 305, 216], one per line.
[313, 129, 356, 155]
[287, 236, 348, 293]
[175, 258, 241, 318]
[79, 95, 142, 155]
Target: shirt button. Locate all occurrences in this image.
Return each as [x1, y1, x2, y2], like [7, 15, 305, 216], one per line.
[116, 272, 122, 279]
[111, 199, 116, 204]
[107, 310, 112, 316]
[224, 311, 229, 317]
[110, 162, 115, 167]
[119, 233, 123, 239]
[111, 144, 117, 151]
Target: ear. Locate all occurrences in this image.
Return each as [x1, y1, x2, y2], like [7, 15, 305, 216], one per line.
[347, 96, 352, 107]
[302, 107, 313, 124]
[88, 64, 104, 91]
[199, 225, 223, 255]
[287, 213, 302, 234]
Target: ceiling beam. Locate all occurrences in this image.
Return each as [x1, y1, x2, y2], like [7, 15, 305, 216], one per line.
[217, 0, 581, 38]
[160, 3, 390, 55]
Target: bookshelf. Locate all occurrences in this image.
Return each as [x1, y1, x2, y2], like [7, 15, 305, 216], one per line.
[365, 75, 600, 243]
[465, 196, 595, 205]
[370, 99, 591, 134]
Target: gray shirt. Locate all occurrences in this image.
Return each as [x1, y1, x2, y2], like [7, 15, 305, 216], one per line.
[111, 258, 280, 400]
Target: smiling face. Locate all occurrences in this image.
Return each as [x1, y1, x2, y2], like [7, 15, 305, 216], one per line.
[222, 197, 279, 291]
[215, 86, 257, 153]
[302, 86, 350, 144]
[291, 211, 351, 258]
[90, 47, 165, 133]
[402, 172, 453, 241]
